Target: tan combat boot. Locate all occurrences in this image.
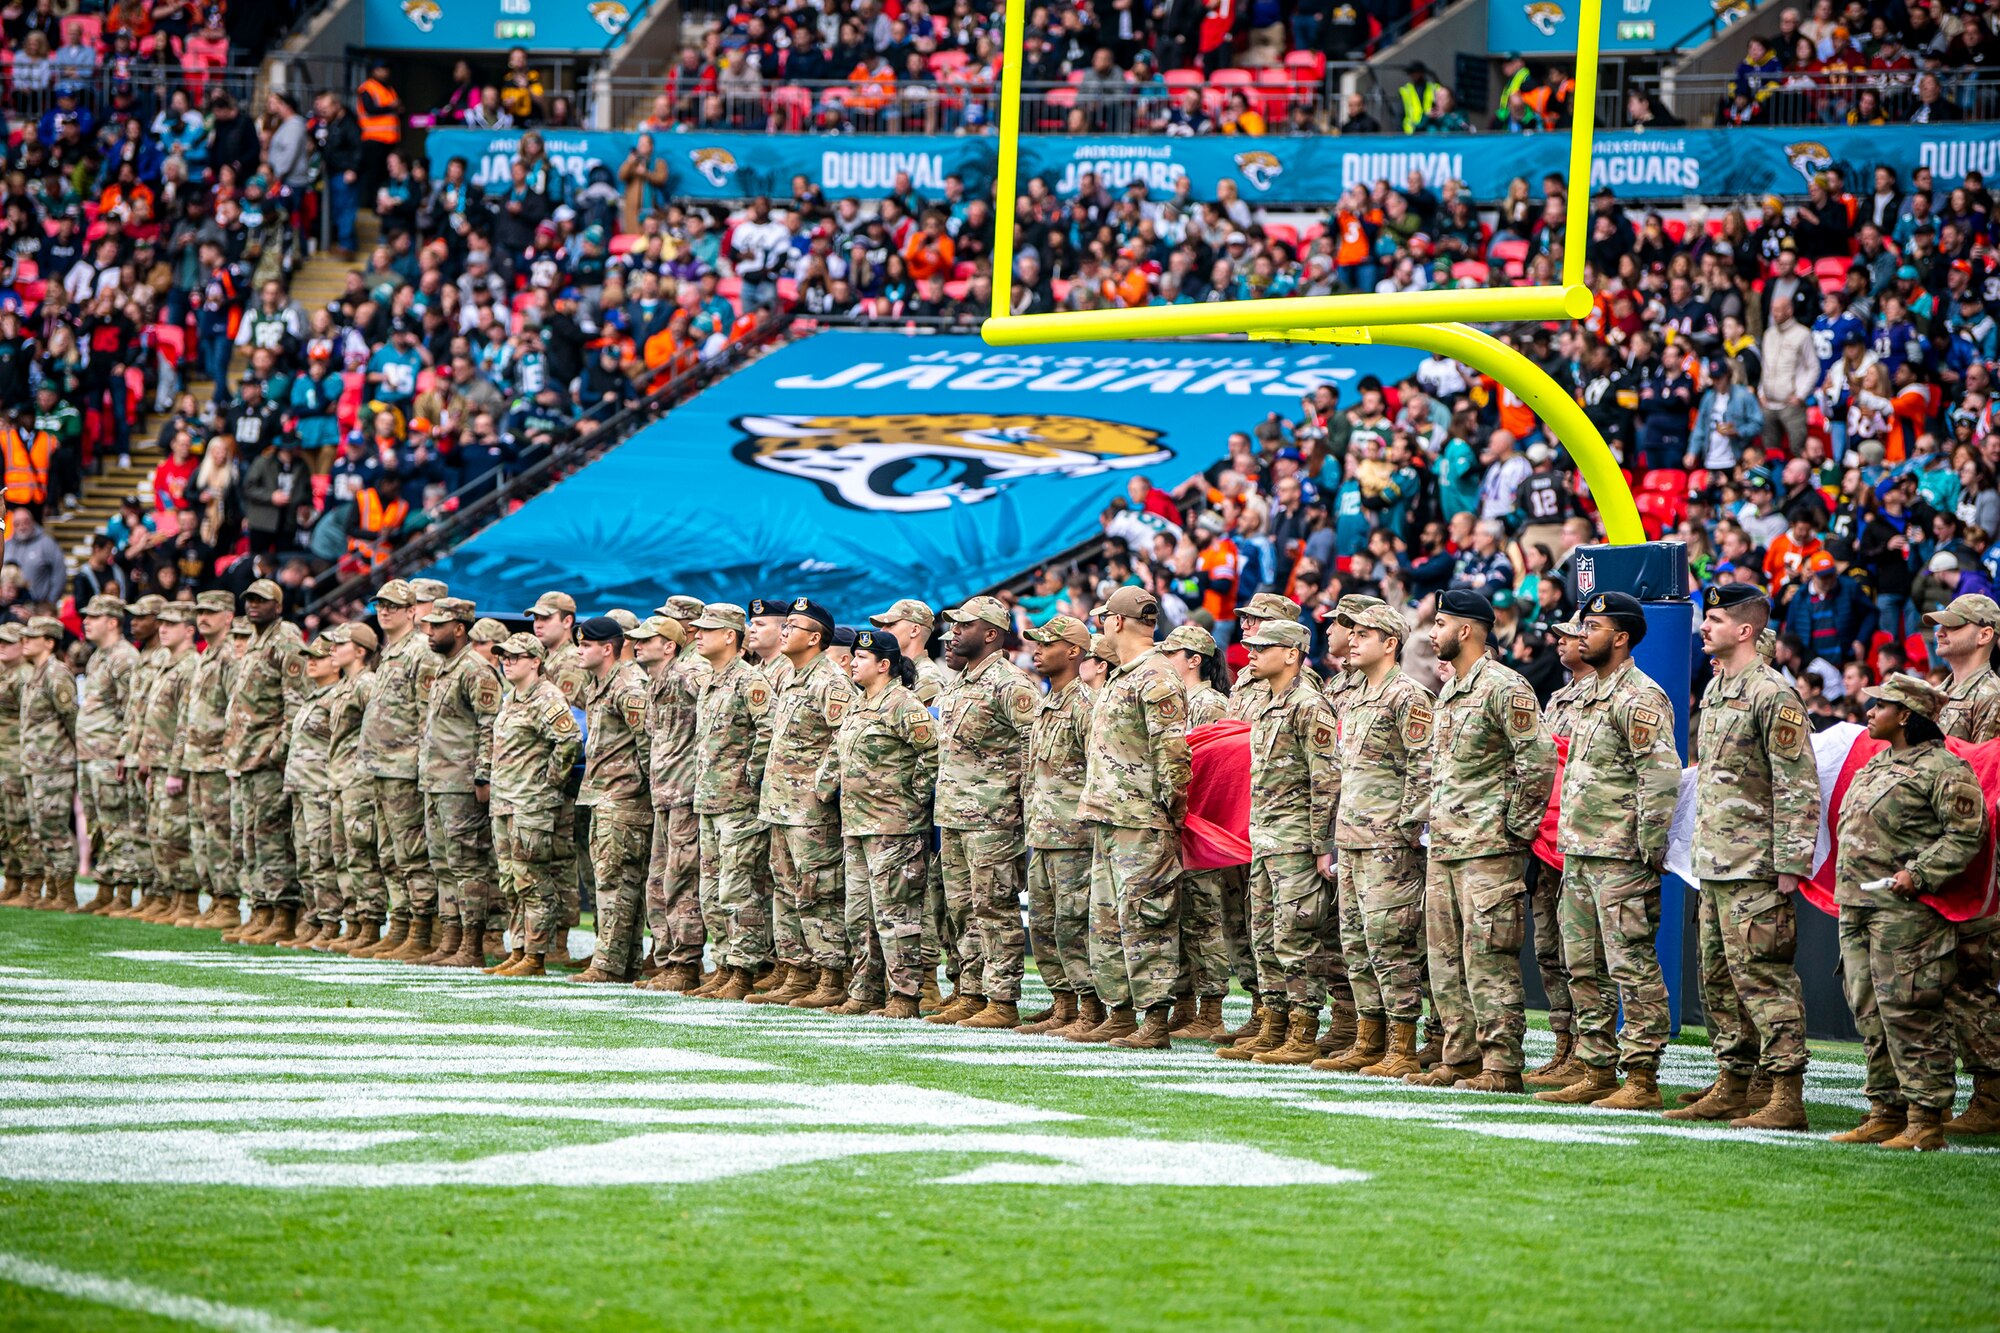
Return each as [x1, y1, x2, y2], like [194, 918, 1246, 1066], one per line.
[1731, 1072, 1809, 1130]
[1455, 1069, 1525, 1093]
[689, 966, 729, 998]
[415, 919, 462, 965]
[1675, 1080, 1715, 1107]
[1829, 1104, 1907, 1144]
[1664, 1069, 1753, 1121]
[1359, 1020, 1422, 1079]
[1311, 1016, 1387, 1072]
[1178, 994, 1227, 1042]
[81, 883, 115, 915]
[747, 966, 814, 1006]
[1525, 1030, 1576, 1084]
[169, 891, 204, 927]
[793, 969, 851, 1010]
[256, 906, 301, 945]
[1743, 1069, 1774, 1110]
[832, 993, 880, 1016]
[661, 963, 702, 993]
[1071, 1003, 1138, 1044]
[926, 993, 982, 1025]
[917, 975, 946, 1015]
[42, 876, 79, 912]
[106, 887, 143, 918]
[1018, 991, 1077, 1035]
[713, 966, 756, 1001]
[1597, 1066, 1663, 1111]
[1253, 1009, 1323, 1065]
[546, 937, 588, 971]
[1165, 994, 1197, 1032]
[434, 922, 486, 968]
[1407, 1061, 1481, 1088]
[884, 994, 920, 1019]
[1219, 1005, 1291, 1061]
[1534, 1063, 1621, 1104]
[311, 921, 354, 952]
[485, 948, 525, 975]
[1943, 1075, 2000, 1136]
[1414, 1023, 1444, 1070]
[278, 919, 324, 949]
[384, 916, 434, 962]
[199, 895, 243, 931]
[1109, 1004, 1173, 1050]
[223, 903, 271, 943]
[355, 918, 405, 958]
[497, 952, 547, 977]
[750, 962, 791, 995]
[1220, 1001, 1265, 1045]
[1055, 993, 1106, 1040]
[0, 875, 20, 906]
[139, 892, 174, 920]
[1318, 1002, 1358, 1055]
[1877, 1105, 1947, 1151]
[961, 999, 1020, 1029]
[333, 919, 382, 955]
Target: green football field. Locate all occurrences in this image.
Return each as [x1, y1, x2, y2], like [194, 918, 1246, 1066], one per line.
[1, 891, 1996, 1333]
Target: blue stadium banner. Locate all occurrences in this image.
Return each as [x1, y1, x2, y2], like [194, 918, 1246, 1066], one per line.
[431, 123, 2000, 206]
[424, 332, 1424, 621]
[365, 0, 630, 51]
[1486, 0, 1750, 56]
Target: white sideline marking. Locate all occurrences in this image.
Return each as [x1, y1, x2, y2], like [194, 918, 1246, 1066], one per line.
[0, 1019, 559, 1038]
[0, 979, 268, 1004]
[0, 1003, 421, 1021]
[0, 1249, 344, 1333]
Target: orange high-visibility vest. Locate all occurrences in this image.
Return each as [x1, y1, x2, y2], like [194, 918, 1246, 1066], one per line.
[347, 487, 408, 568]
[2, 425, 53, 507]
[357, 79, 401, 144]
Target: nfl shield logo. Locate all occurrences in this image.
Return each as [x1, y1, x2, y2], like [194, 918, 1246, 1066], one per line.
[1576, 553, 1596, 597]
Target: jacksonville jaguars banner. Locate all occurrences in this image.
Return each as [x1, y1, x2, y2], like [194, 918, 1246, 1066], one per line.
[1488, 0, 1748, 56]
[366, 0, 631, 51]
[429, 123, 2000, 206]
[422, 332, 1425, 621]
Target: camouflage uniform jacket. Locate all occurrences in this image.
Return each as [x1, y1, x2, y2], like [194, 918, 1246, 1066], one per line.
[491, 677, 579, 817]
[418, 645, 499, 794]
[914, 654, 956, 707]
[544, 640, 592, 713]
[1249, 673, 1339, 856]
[579, 661, 652, 819]
[645, 654, 706, 810]
[1077, 646, 1191, 832]
[76, 639, 139, 763]
[222, 619, 304, 774]
[1430, 652, 1555, 861]
[759, 652, 855, 827]
[1321, 667, 1363, 723]
[1938, 663, 2000, 744]
[693, 655, 772, 816]
[142, 648, 197, 773]
[18, 655, 76, 774]
[1692, 662, 1820, 882]
[1026, 677, 1094, 850]
[1335, 666, 1433, 850]
[180, 640, 235, 775]
[759, 653, 794, 691]
[1556, 658, 1681, 865]
[935, 650, 1039, 832]
[0, 660, 21, 776]
[1544, 675, 1589, 741]
[327, 670, 376, 791]
[1835, 740, 1986, 906]
[360, 629, 436, 781]
[1187, 684, 1229, 729]
[1229, 661, 1321, 724]
[835, 681, 939, 836]
[283, 680, 339, 795]
[119, 643, 172, 767]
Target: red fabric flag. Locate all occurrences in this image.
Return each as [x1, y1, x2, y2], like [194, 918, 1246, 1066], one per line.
[1805, 733, 2000, 922]
[1531, 734, 1569, 873]
[1182, 720, 1252, 870]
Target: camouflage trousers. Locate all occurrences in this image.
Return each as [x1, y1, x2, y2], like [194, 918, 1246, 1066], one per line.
[941, 827, 1028, 1004]
[1026, 846, 1093, 995]
[700, 808, 772, 970]
[187, 771, 233, 900]
[292, 791, 341, 925]
[227, 776, 247, 898]
[494, 808, 564, 955]
[371, 776, 433, 923]
[587, 807, 652, 977]
[1427, 853, 1530, 1074]
[644, 803, 703, 968]
[145, 772, 191, 895]
[1087, 823, 1182, 1013]
[554, 796, 582, 930]
[81, 759, 142, 891]
[233, 768, 297, 908]
[26, 769, 77, 881]
[1839, 897, 1960, 1112]
[1176, 864, 1241, 999]
[1561, 856, 1669, 1072]
[1525, 856, 1572, 1034]
[1337, 844, 1426, 1023]
[2, 773, 43, 880]
[1257, 852, 1332, 1009]
[923, 842, 949, 975]
[335, 782, 387, 922]
[771, 820, 848, 971]
[845, 832, 928, 999]
[1948, 914, 2000, 1078]
[1694, 879, 1808, 1077]
[424, 791, 496, 929]
[1221, 864, 1257, 993]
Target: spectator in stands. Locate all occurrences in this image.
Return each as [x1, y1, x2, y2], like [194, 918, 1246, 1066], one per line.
[3, 505, 63, 602]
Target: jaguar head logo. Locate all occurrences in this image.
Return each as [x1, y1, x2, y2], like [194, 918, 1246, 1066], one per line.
[1523, 1, 1564, 36]
[1233, 150, 1283, 192]
[1784, 140, 1834, 185]
[400, 0, 441, 32]
[588, 0, 630, 34]
[690, 147, 739, 189]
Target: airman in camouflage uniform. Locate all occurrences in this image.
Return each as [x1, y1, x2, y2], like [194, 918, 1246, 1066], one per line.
[837, 629, 941, 1018]
[18, 617, 78, 909]
[110, 595, 170, 917]
[1418, 589, 1556, 1093]
[323, 623, 385, 953]
[689, 603, 774, 1000]
[1671, 583, 1820, 1129]
[417, 597, 502, 966]
[1829, 674, 1987, 1151]
[1311, 594, 1381, 1058]
[869, 599, 956, 706]
[135, 606, 198, 924]
[528, 590, 590, 962]
[929, 595, 1040, 1030]
[1537, 592, 1683, 1111]
[636, 600, 709, 990]
[1922, 593, 2000, 1136]
[1022, 615, 1097, 1036]
[74, 595, 140, 916]
[870, 598, 954, 1005]
[359, 578, 441, 959]
[182, 590, 240, 929]
[282, 635, 343, 945]
[1526, 615, 1588, 1077]
[1075, 585, 1193, 1049]
[570, 616, 655, 983]
[487, 633, 582, 978]
[0, 625, 41, 905]
[223, 579, 306, 943]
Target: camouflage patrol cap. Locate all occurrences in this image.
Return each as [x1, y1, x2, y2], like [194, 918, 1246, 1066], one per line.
[1344, 603, 1407, 639]
[658, 595, 707, 621]
[243, 578, 283, 603]
[24, 615, 63, 639]
[496, 631, 546, 660]
[1163, 623, 1219, 656]
[1551, 615, 1586, 639]
[1242, 619, 1310, 651]
[1334, 594, 1387, 621]
[194, 590, 235, 613]
[469, 617, 510, 644]
[628, 615, 688, 646]
[230, 621, 256, 638]
[1240, 592, 1304, 623]
[1098, 586, 1161, 622]
[606, 608, 641, 632]
[691, 603, 747, 632]
[1089, 632, 1119, 663]
[156, 604, 195, 625]
[421, 597, 477, 625]
[1027, 614, 1091, 649]
[128, 594, 167, 618]
[301, 635, 334, 658]
[869, 598, 937, 629]
[1925, 593, 2000, 629]
[526, 591, 577, 618]
[373, 578, 416, 607]
[340, 622, 380, 652]
[82, 593, 125, 618]
[1866, 671, 1947, 721]
[407, 578, 449, 602]
[946, 595, 1012, 630]
[0, 622, 23, 643]
[1756, 626, 1777, 662]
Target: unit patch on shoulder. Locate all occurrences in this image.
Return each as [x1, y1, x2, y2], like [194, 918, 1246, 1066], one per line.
[1403, 703, 1433, 746]
[1311, 720, 1335, 753]
[1629, 706, 1664, 751]
[474, 676, 502, 713]
[1508, 691, 1539, 739]
[1772, 703, 1806, 759]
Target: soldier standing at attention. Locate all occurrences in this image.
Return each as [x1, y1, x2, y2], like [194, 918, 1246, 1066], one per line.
[18, 619, 77, 909]
[870, 598, 954, 1009]
[323, 623, 385, 954]
[137, 606, 199, 925]
[929, 594, 1040, 1030]
[486, 633, 581, 978]
[1075, 585, 1193, 1050]
[1829, 674, 1987, 1151]
[752, 599, 858, 1009]
[1922, 593, 2000, 1138]
[223, 580, 306, 944]
[688, 604, 774, 1001]
[1159, 623, 1233, 1040]
[1537, 592, 1682, 1110]
[75, 595, 140, 916]
[358, 579, 441, 959]
[1668, 584, 1820, 1128]
[0, 625, 37, 908]
[112, 595, 169, 918]
[221, 620, 259, 931]
[1417, 589, 1555, 1092]
[636, 603, 709, 992]
[569, 617, 655, 983]
[835, 631, 941, 1018]
[1022, 615, 1097, 1037]
[414, 597, 502, 967]
[871, 599, 954, 704]
[738, 596, 802, 997]
[1317, 594, 1384, 1060]
[1523, 615, 1588, 1085]
[281, 633, 343, 948]
[182, 591, 241, 930]
[528, 590, 590, 967]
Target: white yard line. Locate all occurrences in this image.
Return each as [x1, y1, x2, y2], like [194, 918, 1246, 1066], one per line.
[0, 1250, 344, 1333]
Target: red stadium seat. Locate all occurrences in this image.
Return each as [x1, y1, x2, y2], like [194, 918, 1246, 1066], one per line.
[1283, 49, 1326, 82]
[1209, 67, 1254, 89]
[608, 233, 636, 256]
[59, 13, 100, 48]
[1640, 467, 1687, 494]
[1664, 219, 1687, 244]
[1164, 69, 1204, 96]
[1451, 260, 1490, 284]
[148, 323, 185, 367]
[772, 85, 812, 131]
[1263, 222, 1299, 250]
[1636, 490, 1686, 528]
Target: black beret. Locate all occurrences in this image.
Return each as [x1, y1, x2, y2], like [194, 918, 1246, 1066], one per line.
[747, 598, 787, 618]
[1436, 587, 1495, 625]
[852, 629, 902, 660]
[788, 596, 835, 636]
[1703, 583, 1767, 611]
[832, 626, 857, 648]
[1583, 590, 1648, 644]
[579, 615, 624, 642]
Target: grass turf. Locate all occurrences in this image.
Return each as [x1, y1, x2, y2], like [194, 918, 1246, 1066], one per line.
[0, 898, 1996, 1332]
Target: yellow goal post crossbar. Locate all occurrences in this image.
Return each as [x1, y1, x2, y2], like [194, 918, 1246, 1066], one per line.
[981, 0, 1604, 345]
